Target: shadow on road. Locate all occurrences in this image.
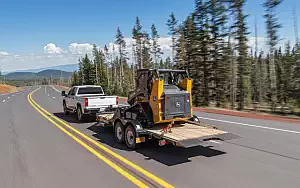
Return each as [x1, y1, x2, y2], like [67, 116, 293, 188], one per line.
[87, 123, 226, 166]
[53, 112, 96, 123]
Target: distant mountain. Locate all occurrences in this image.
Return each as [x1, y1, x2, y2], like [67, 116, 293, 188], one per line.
[3, 63, 78, 75]
[5, 72, 38, 80]
[6, 69, 73, 80]
[37, 69, 73, 78]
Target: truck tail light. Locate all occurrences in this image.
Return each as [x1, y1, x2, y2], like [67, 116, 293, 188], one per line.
[84, 98, 88, 107]
[116, 96, 119, 105]
[187, 95, 190, 102]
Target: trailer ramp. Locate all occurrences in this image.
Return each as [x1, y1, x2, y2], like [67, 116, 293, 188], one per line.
[146, 123, 235, 148]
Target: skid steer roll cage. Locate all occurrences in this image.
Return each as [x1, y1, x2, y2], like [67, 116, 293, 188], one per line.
[128, 69, 190, 105]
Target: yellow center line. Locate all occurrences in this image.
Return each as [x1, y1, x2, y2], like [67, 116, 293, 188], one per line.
[30, 89, 174, 188]
[28, 88, 149, 188]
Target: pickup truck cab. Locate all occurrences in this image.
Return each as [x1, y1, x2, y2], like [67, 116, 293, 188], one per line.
[62, 85, 118, 121]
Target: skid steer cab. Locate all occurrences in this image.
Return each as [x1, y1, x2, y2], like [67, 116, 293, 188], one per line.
[128, 69, 194, 124]
[96, 69, 232, 149]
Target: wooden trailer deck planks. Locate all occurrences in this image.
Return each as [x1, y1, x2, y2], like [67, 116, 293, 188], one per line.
[146, 123, 228, 142]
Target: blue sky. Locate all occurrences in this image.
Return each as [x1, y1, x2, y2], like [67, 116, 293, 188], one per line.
[0, 0, 299, 72]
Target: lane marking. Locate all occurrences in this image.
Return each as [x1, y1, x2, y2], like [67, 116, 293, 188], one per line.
[2, 100, 5, 102]
[51, 85, 61, 93]
[209, 140, 221, 144]
[199, 117, 300, 134]
[28, 89, 149, 188]
[12, 95, 14, 97]
[7, 97, 10, 99]
[29, 88, 174, 188]
[52, 97, 56, 99]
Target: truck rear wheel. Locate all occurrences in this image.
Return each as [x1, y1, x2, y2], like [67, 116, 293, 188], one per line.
[63, 102, 69, 115]
[125, 125, 140, 149]
[114, 122, 125, 143]
[77, 106, 85, 122]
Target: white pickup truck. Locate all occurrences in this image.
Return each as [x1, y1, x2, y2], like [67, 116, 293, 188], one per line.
[61, 85, 118, 121]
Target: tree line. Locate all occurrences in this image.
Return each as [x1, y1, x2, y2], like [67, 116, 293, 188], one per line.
[71, 0, 300, 112]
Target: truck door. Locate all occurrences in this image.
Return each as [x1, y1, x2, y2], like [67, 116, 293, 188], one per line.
[67, 87, 76, 110]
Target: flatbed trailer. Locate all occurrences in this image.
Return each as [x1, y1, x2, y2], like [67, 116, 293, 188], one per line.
[96, 109, 234, 149]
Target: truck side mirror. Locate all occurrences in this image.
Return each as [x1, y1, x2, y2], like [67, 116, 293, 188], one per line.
[61, 91, 66, 97]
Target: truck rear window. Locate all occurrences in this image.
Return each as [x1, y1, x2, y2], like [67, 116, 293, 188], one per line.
[77, 87, 103, 95]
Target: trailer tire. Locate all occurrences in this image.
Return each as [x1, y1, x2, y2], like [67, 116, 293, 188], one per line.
[114, 121, 125, 144]
[125, 124, 140, 149]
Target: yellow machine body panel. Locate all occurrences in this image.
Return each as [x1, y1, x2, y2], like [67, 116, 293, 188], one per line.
[178, 78, 193, 116]
[150, 77, 194, 124]
[149, 79, 164, 124]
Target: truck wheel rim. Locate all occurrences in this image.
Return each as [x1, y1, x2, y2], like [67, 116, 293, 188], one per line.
[126, 130, 134, 146]
[116, 126, 123, 140]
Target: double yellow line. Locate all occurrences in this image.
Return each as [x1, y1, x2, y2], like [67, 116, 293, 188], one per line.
[28, 87, 174, 188]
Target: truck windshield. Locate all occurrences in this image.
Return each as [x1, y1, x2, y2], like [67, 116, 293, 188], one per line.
[77, 87, 103, 95]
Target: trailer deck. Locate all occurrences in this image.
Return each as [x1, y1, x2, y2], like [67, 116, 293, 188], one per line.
[145, 123, 233, 147]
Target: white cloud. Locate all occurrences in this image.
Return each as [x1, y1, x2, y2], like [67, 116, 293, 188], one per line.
[1, 38, 173, 72]
[44, 43, 64, 54]
[69, 43, 94, 54]
[0, 52, 9, 56]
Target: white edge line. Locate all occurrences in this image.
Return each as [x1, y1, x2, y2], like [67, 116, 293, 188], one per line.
[209, 140, 221, 144]
[51, 85, 61, 93]
[199, 117, 300, 134]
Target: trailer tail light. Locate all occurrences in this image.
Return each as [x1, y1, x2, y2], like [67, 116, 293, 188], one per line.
[158, 139, 167, 146]
[187, 95, 190, 102]
[116, 96, 119, 105]
[84, 98, 88, 107]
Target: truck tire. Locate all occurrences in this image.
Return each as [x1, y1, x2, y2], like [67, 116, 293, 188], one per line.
[63, 102, 69, 115]
[114, 121, 125, 143]
[77, 106, 85, 122]
[125, 124, 140, 149]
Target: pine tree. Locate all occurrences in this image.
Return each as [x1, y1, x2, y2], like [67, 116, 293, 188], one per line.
[132, 17, 143, 69]
[71, 71, 79, 86]
[231, 0, 249, 110]
[223, 37, 234, 108]
[257, 50, 266, 103]
[175, 27, 187, 70]
[81, 54, 93, 85]
[151, 24, 163, 68]
[115, 27, 127, 91]
[78, 58, 84, 85]
[164, 57, 172, 68]
[264, 0, 282, 111]
[294, 43, 300, 107]
[194, 0, 211, 106]
[141, 32, 153, 68]
[92, 44, 100, 84]
[207, 0, 228, 107]
[281, 41, 293, 103]
[167, 13, 178, 64]
[104, 45, 110, 89]
[275, 47, 284, 104]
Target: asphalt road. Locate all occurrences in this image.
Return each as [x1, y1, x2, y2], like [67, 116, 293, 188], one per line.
[1, 85, 300, 188]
